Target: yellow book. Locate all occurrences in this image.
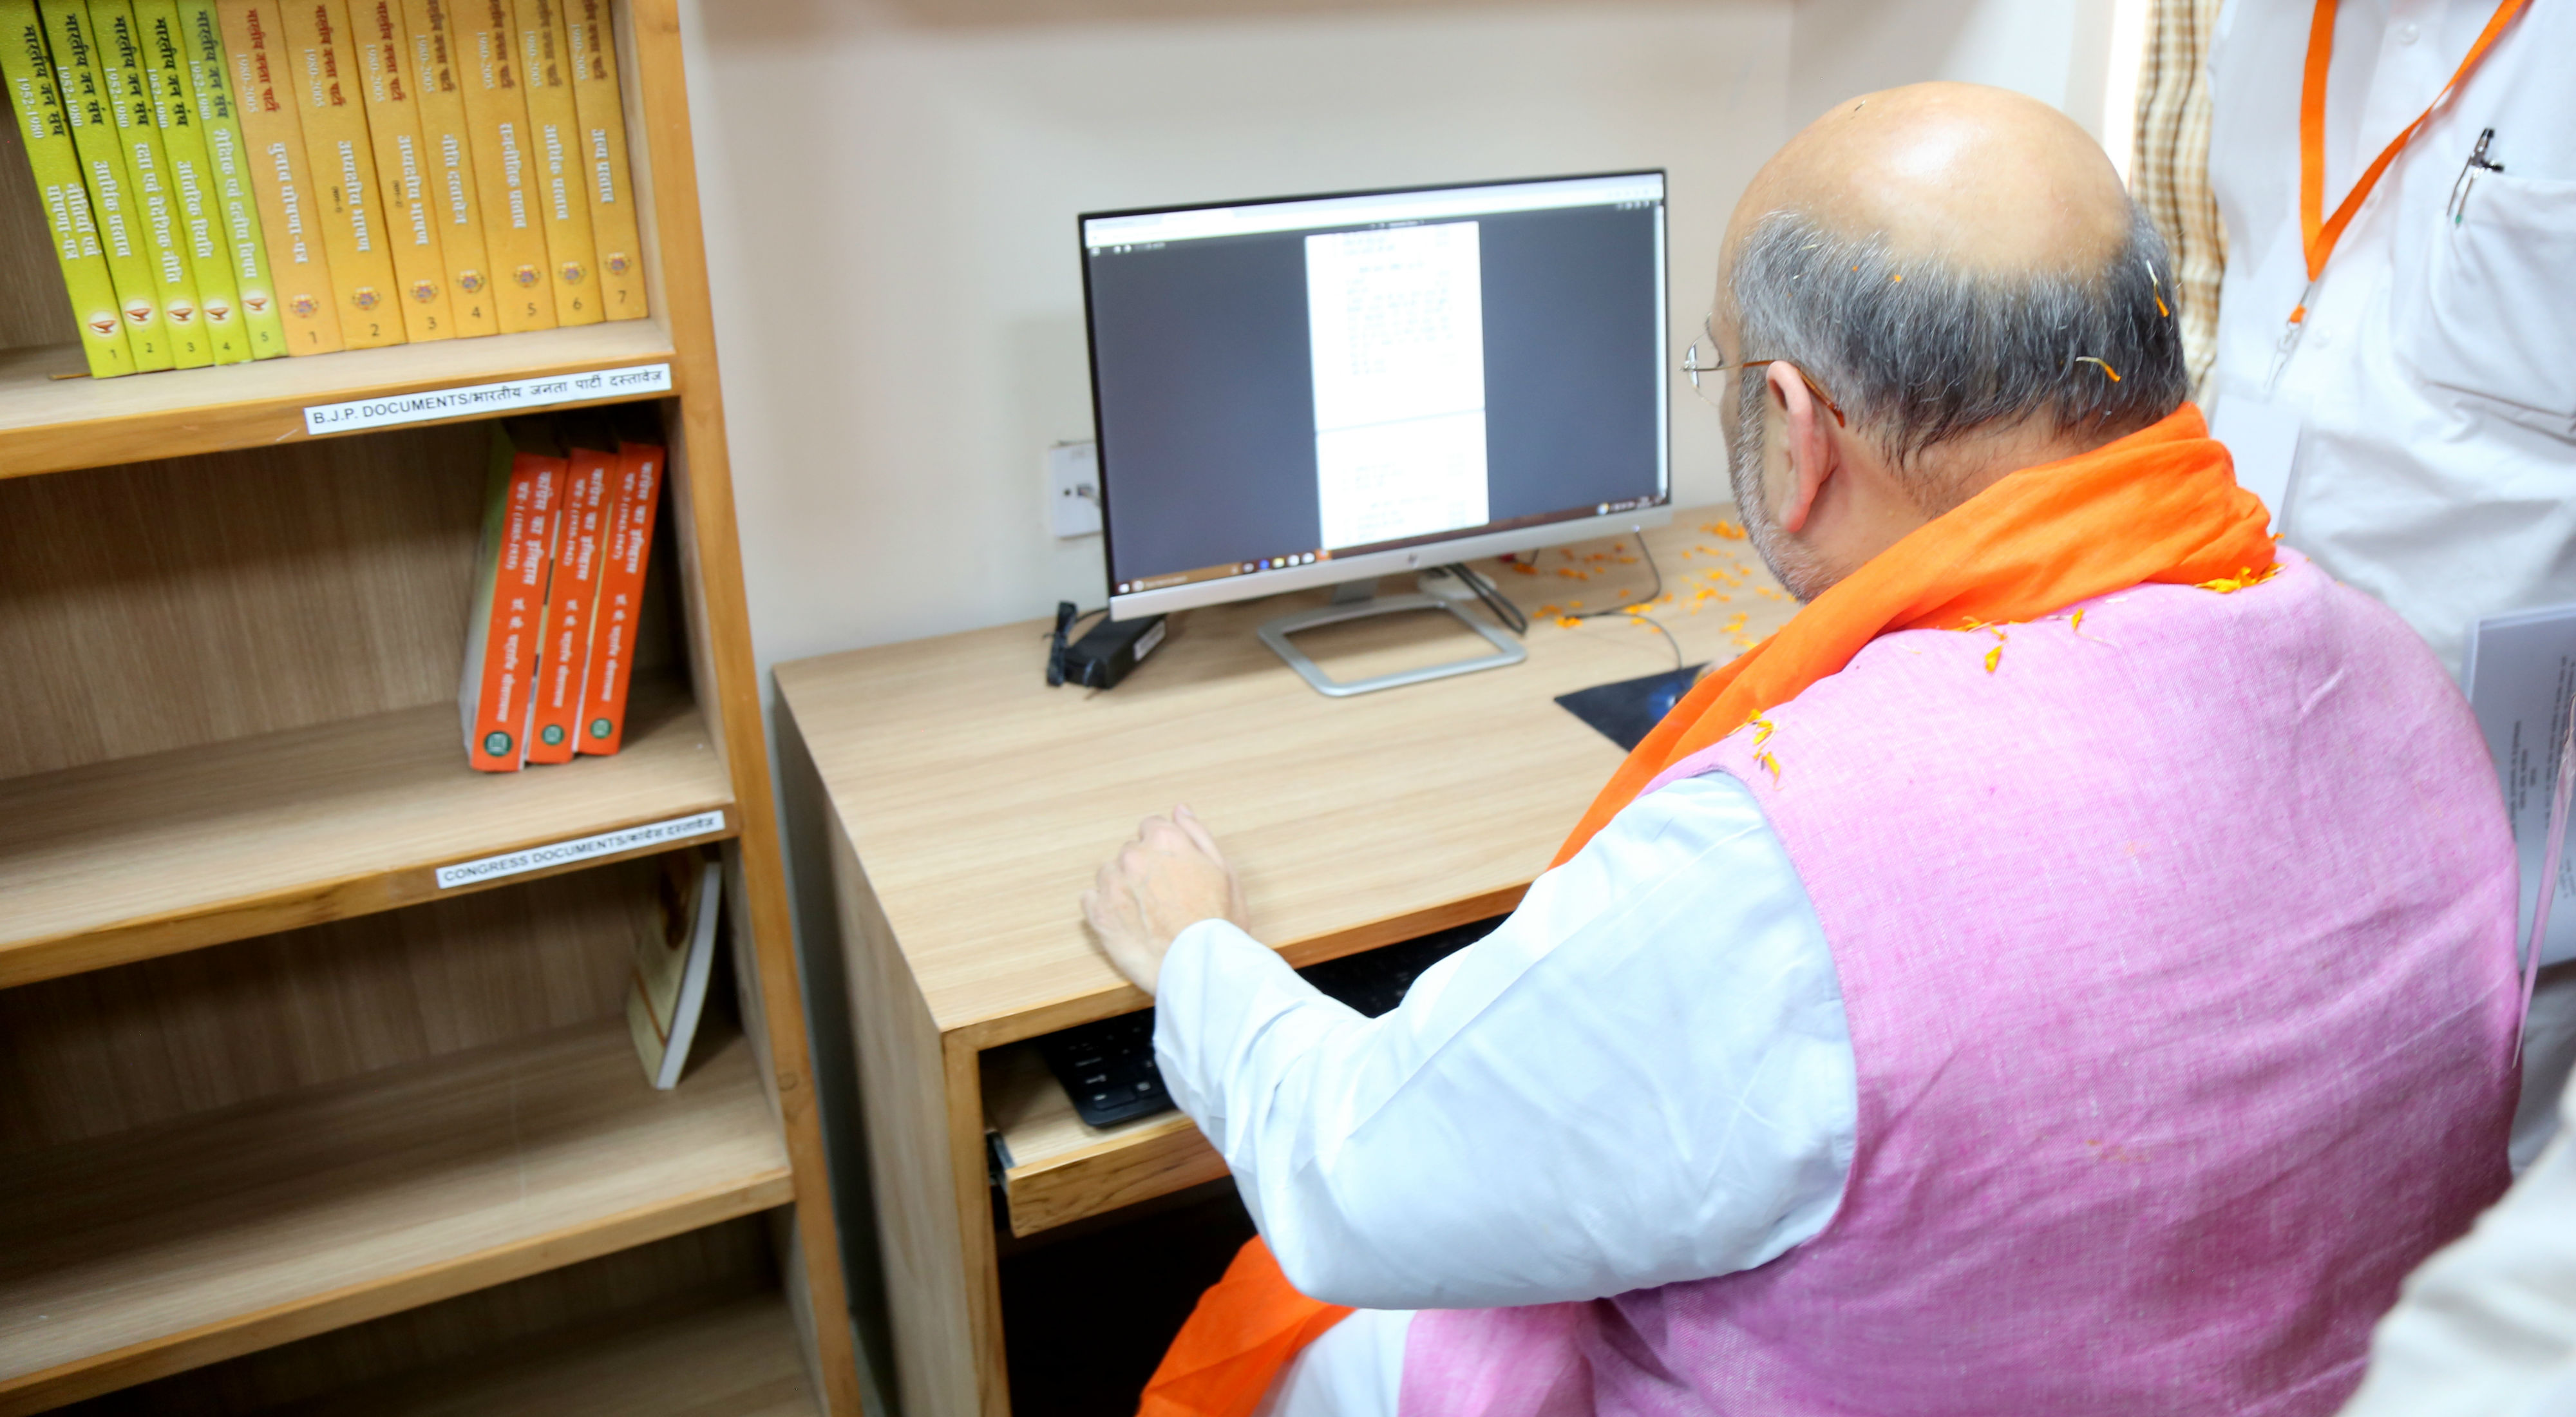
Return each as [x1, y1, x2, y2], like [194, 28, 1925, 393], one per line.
[91, 0, 208, 365]
[135, 0, 245, 361]
[216, 0, 339, 352]
[560, 0, 632, 320]
[4, 0, 134, 376]
[507, 0, 591, 325]
[349, 0, 455, 340]
[41, 0, 168, 369]
[393, 0, 489, 334]
[176, 0, 285, 357]
[275, 0, 402, 347]
[453, 0, 549, 331]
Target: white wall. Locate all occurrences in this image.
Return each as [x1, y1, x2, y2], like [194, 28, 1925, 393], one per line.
[1788, 0, 2122, 139]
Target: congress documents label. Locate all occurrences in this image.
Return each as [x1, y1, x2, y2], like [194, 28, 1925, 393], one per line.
[304, 363, 673, 435]
[435, 810, 727, 890]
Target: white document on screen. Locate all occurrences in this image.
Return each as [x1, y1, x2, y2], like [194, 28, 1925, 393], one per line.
[1305, 222, 1490, 549]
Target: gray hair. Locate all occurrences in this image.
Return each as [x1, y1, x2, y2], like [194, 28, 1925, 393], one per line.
[1729, 204, 2188, 509]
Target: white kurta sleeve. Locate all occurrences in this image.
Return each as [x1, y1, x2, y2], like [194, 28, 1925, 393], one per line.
[1151, 772, 1856, 1312]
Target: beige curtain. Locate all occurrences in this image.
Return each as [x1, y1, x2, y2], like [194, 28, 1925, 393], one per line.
[2130, 0, 2229, 403]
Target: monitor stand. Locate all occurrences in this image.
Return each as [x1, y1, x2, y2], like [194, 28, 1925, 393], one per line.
[1258, 577, 1527, 698]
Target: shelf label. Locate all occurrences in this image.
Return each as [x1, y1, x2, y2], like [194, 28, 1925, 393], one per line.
[435, 810, 727, 889]
[303, 363, 674, 435]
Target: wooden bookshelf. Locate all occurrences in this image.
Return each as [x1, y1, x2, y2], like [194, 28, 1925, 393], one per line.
[0, 1, 861, 1413]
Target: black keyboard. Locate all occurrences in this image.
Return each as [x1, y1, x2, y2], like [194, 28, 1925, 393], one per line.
[1037, 917, 1504, 1128]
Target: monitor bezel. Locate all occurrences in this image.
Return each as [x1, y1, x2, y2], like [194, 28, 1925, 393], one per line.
[1079, 168, 1672, 622]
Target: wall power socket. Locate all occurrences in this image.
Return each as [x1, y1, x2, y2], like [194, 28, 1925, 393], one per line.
[1046, 441, 1101, 538]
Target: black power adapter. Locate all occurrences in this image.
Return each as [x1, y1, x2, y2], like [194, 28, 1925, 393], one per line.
[1048, 607, 1167, 689]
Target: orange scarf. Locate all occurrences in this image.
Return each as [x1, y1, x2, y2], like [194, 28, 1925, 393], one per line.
[1138, 404, 2269, 1417]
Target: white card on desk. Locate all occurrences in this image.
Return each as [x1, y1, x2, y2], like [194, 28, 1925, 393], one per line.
[2208, 388, 2302, 531]
[2465, 605, 2576, 967]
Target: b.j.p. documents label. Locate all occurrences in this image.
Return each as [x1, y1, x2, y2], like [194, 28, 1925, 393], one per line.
[304, 363, 674, 435]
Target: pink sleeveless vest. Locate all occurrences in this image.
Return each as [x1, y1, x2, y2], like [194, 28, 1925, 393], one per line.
[1400, 555, 2521, 1416]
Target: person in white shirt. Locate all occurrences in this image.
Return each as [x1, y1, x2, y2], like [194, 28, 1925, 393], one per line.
[1084, 82, 2522, 1417]
[2204, 0, 2576, 1165]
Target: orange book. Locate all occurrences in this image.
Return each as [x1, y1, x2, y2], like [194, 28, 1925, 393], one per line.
[507, 0, 592, 325]
[459, 419, 562, 772]
[395, 0, 491, 334]
[560, 0, 634, 319]
[274, 0, 404, 347]
[526, 415, 611, 763]
[576, 407, 659, 756]
[216, 0, 341, 352]
[349, 0, 459, 341]
[452, 0, 550, 330]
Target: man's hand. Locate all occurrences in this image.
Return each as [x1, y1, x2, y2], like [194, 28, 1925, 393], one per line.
[1081, 805, 1248, 995]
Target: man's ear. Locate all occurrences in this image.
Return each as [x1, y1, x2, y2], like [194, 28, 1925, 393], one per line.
[1767, 361, 1836, 535]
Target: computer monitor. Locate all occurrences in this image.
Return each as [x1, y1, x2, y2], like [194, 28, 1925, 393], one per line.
[1080, 171, 1672, 694]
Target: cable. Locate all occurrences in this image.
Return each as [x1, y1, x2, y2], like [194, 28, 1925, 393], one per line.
[1435, 562, 1528, 636]
[1566, 527, 1684, 670]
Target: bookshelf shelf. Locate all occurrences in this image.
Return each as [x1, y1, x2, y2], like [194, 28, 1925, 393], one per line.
[0, 679, 735, 991]
[285, 1293, 822, 1417]
[0, 1018, 793, 1416]
[0, 322, 681, 483]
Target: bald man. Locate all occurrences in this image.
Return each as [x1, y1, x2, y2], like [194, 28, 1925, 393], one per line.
[1085, 85, 2521, 1416]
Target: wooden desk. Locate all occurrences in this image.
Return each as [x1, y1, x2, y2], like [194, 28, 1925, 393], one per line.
[775, 509, 1792, 1417]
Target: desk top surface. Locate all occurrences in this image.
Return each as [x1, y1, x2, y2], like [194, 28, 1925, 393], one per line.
[776, 507, 1795, 1046]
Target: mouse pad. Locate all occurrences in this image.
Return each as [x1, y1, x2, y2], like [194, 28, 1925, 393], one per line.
[1555, 665, 1708, 752]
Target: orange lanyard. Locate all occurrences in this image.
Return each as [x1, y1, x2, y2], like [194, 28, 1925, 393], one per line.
[2276, 0, 2527, 375]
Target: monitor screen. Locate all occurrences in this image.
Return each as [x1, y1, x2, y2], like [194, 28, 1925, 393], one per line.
[1082, 171, 1669, 617]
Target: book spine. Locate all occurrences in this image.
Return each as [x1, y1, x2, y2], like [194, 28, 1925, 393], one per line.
[349, 0, 455, 340]
[462, 439, 558, 771]
[42, 1, 164, 370]
[217, 0, 339, 352]
[5, 1, 134, 376]
[176, 0, 281, 356]
[275, 0, 403, 347]
[393, 0, 488, 334]
[525, 433, 605, 763]
[576, 432, 656, 755]
[133, 0, 243, 361]
[453, 0, 546, 330]
[91, 0, 207, 365]
[508, 0, 588, 325]
[560, 0, 631, 319]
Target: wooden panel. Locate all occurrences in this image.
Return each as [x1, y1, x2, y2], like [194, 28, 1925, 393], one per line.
[0, 680, 735, 989]
[0, 1019, 795, 1414]
[0, 423, 489, 777]
[59, 1221, 777, 1415]
[828, 814, 1001, 1417]
[625, 0, 863, 1408]
[0, 323, 682, 480]
[983, 1045, 1227, 1238]
[773, 511, 1794, 1047]
[0, 859, 655, 1152]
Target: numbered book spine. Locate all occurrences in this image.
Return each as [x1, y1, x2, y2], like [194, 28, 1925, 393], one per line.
[4, 1, 133, 376]
[32, 1, 154, 372]
[177, 0, 279, 356]
[576, 413, 658, 756]
[561, 0, 631, 319]
[349, 0, 454, 341]
[276, 0, 404, 347]
[91, 0, 207, 365]
[526, 420, 608, 763]
[453, 0, 549, 330]
[134, 0, 243, 361]
[394, 0, 488, 334]
[217, 0, 338, 352]
[459, 421, 561, 773]
[509, 0, 589, 325]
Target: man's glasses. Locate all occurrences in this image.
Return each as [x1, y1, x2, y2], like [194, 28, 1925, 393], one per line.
[1681, 321, 1847, 427]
